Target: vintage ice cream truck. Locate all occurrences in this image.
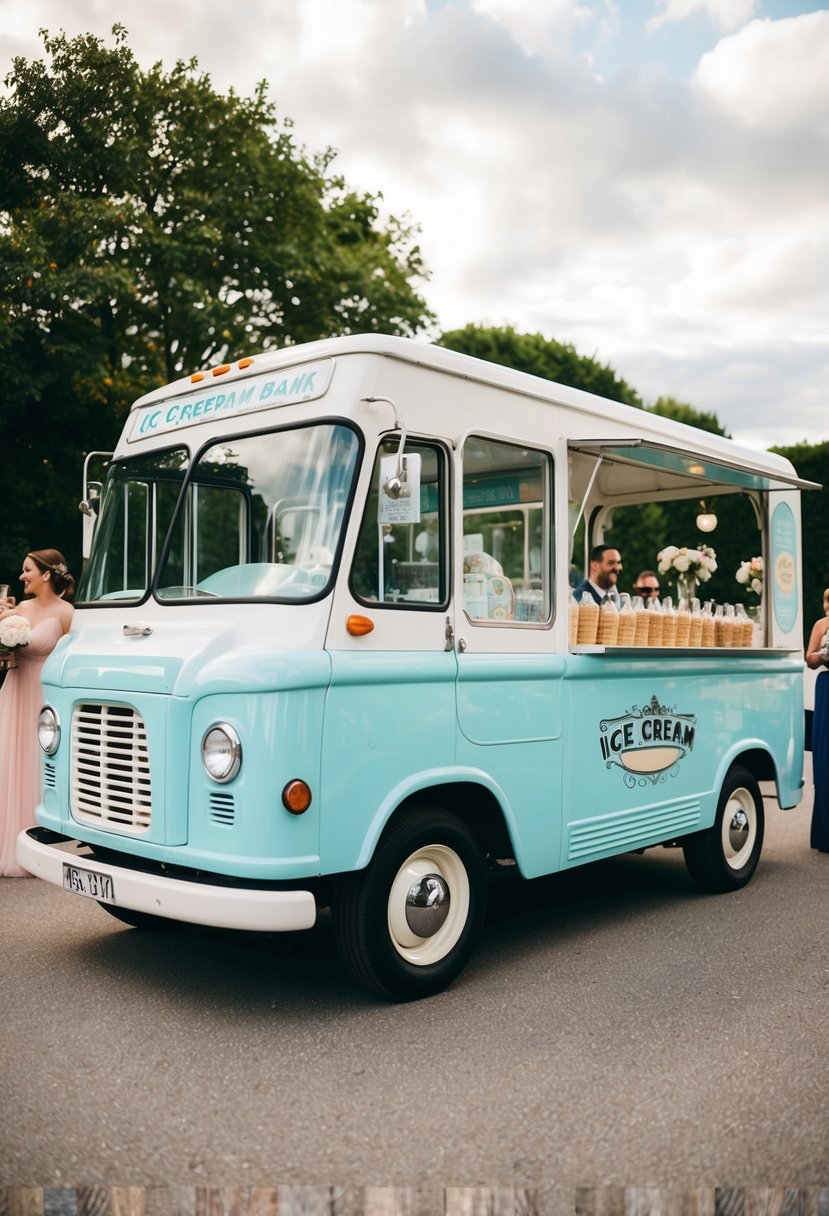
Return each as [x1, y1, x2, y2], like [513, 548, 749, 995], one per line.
[18, 334, 811, 999]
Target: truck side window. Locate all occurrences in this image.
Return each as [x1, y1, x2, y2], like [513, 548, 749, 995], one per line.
[351, 440, 447, 607]
[462, 436, 551, 624]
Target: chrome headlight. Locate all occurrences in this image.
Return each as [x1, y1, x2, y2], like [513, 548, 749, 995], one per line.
[38, 706, 61, 755]
[201, 723, 242, 783]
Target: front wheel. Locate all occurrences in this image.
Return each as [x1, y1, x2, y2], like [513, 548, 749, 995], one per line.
[333, 807, 487, 1001]
[683, 766, 764, 892]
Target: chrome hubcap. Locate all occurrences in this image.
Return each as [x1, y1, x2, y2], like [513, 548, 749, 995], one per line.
[405, 873, 450, 938]
[387, 843, 471, 964]
[728, 808, 749, 853]
[722, 789, 757, 868]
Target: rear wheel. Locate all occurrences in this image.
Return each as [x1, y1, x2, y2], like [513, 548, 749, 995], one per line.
[683, 765, 764, 892]
[334, 806, 487, 1001]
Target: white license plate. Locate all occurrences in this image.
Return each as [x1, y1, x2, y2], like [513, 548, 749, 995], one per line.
[63, 862, 116, 903]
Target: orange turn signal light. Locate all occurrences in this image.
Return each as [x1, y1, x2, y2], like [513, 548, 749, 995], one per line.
[346, 614, 374, 636]
[282, 780, 312, 815]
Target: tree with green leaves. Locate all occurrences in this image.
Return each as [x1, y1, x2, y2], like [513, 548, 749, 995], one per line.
[648, 395, 728, 438]
[438, 323, 643, 406]
[0, 26, 434, 579]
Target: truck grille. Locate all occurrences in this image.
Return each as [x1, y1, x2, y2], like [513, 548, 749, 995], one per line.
[71, 703, 152, 832]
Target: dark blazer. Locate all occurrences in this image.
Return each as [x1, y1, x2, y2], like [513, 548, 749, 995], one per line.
[573, 578, 604, 605]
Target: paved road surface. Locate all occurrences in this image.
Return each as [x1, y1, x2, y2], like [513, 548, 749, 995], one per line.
[2, 771, 827, 1203]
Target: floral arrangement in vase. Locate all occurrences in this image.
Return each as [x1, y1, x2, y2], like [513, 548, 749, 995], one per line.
[736, 556, 763, 597]
[657, 544, 717, 586]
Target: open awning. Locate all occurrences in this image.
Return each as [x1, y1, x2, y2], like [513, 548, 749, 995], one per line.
[568, 438, 821, 495]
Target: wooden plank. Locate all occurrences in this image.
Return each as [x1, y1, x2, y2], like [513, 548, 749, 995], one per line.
[575, 1190, 719, 1216]
[575, 1189, 626, 1216]
[624, 1190, 716, 1216]
[444, 1188, 539, 1216]
[109, 1189, 145, 1216]
[144, 1188, 197, 1216]
[75, 1189, 109, 1216]
[43, 1192, 77, 1216]
[363, 1189, 417, 1216]
[275, 1188, 340, 1216]
[362, 1188, 445, 1216]
[7, 1191, 45, 1216]
[716, 1192, 746, 1216]
[744, 1191, 804, 1216]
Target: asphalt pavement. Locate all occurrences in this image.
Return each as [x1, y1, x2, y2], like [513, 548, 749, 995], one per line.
[1, 767, 827, 1207]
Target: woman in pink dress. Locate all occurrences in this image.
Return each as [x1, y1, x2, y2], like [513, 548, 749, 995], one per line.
[0, 549, 74, 876]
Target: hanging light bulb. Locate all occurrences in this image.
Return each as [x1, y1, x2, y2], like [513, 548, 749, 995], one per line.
[696, 499, 718, 532]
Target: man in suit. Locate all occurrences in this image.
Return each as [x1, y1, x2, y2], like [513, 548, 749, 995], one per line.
[574, 544, 623, 607]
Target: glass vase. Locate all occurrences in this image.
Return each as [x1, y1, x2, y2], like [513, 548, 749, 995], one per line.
[676, 574, 698, 607]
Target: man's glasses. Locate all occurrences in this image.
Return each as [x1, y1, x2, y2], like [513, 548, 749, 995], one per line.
[635, 587, 660, 597]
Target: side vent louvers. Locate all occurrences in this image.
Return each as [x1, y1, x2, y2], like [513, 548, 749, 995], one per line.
[209, 792, 236, 827]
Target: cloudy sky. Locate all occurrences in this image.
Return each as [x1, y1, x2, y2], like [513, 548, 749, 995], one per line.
[2, 0, 828, 451]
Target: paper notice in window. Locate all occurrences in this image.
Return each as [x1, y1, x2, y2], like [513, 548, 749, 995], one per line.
[378, 453, 421, 524]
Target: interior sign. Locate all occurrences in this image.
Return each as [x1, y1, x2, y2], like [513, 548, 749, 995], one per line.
[600, 695, 697, 784]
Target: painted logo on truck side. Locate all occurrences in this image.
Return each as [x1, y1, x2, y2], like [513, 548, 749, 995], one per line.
[599, 695, 696, 785]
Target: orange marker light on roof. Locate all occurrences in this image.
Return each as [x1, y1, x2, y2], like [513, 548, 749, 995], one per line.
[190, 373, 205, 383]
[238, 358, 253, 369]
[346, 614, 374, 636]
[212, 364, 232, 377]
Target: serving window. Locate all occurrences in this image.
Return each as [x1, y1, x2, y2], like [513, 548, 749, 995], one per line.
[461, 436, 551, 625]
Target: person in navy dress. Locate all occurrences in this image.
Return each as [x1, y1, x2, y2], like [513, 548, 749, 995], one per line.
[806, 588, 829, 853]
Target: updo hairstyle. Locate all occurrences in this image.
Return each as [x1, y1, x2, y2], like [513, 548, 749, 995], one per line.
[27, 549, 75, 599]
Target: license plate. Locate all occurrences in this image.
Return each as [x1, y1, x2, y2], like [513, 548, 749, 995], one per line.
[63, 862, 116, 903]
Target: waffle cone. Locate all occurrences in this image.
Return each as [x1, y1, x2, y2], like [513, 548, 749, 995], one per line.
[597, 605, 619, 645]
[576, 601, 599, 644]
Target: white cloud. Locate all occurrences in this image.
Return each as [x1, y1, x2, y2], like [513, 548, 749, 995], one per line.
[1, 1, 828, 447]
[694, 10, 829, 129]
[467, 0, 595, 58]
[647, 0, 758, 35]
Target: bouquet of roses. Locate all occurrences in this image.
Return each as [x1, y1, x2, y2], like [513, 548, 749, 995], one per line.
[657, 544, 718, 583]
[0, 614, 32, 657]
[736, 556, 763, 596]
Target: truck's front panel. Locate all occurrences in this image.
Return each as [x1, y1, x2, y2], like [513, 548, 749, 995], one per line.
[33, 400, 364, 900]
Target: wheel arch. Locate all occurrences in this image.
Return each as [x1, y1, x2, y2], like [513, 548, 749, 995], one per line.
[710, 744, 776, 819]
[355, 773, 517, 872]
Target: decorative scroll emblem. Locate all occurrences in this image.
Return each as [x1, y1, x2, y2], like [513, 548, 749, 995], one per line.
[599, 695, 696, 786]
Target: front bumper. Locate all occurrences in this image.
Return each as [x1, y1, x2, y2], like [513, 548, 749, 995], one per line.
[17, 828, 317, 932]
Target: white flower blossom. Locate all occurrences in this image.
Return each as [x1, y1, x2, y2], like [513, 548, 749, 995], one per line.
[657, 544, 718, 583]
[0, 614, 32, 650]
[736, 557, 763, 597]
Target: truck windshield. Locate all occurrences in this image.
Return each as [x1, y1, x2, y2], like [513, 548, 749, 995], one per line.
[78, 423, 360, 604]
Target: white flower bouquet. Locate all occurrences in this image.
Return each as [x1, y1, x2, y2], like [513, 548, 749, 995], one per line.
[0, 614, 32, 669]
[657, 544, 718, 583]
[736, 556, 763, 596]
